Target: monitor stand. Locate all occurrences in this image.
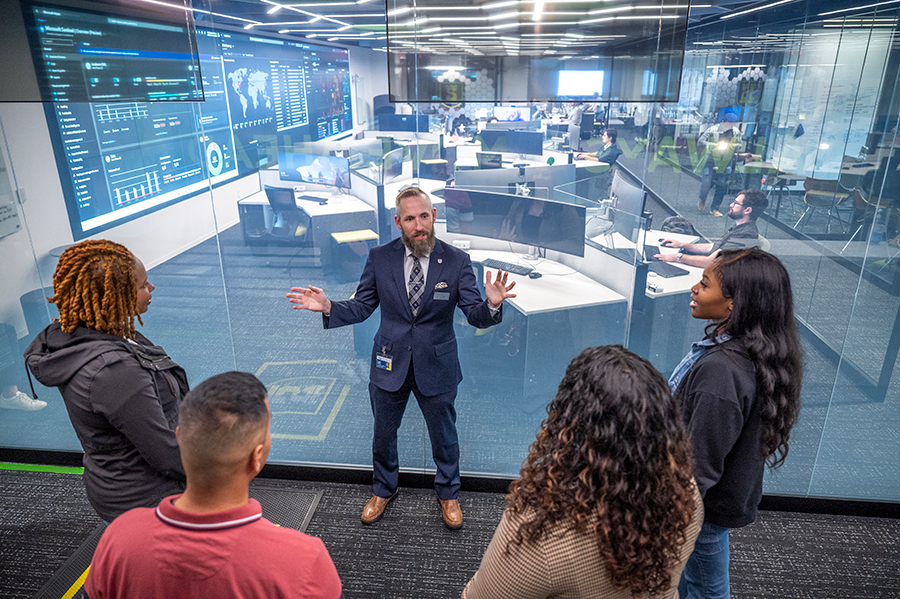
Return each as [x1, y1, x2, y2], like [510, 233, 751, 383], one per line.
[523, 244, 540, 261]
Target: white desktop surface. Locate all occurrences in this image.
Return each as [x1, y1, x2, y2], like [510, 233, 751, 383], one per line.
[590, 230, 703, 299]
[467, 249, 626, 316]
[574, 159, 610, 168]
[383, 178, 447, 206]
[242, 189, 375, 218]
[455, 157, 548, 169]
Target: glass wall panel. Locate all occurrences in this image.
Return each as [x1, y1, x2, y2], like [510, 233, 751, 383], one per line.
[1, 0, 898, 505]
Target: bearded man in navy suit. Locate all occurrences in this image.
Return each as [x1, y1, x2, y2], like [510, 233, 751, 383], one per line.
[287, 187, 515, 529]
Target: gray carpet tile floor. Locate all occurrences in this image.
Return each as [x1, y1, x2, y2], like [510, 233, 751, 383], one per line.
[2, 470, 899, 599]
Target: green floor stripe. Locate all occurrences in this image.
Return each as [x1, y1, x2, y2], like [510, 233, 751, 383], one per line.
[1, 462, 83, 474]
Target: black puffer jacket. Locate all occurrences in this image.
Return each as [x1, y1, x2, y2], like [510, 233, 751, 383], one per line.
[25, 322, 187, 522]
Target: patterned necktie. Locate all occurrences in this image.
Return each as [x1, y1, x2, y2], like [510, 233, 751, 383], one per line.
[408, 255, 424, 317]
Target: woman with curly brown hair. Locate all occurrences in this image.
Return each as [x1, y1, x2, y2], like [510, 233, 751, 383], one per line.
[25, 240, 188, 522]
[462, 345, 702, 599]
[671, 248, 802, 599]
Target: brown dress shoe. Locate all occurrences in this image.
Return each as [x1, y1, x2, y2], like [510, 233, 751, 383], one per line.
[361, 491, 398, 524]
[439, 498, 463, 529]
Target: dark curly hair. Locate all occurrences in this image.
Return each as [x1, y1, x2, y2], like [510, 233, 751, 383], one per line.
[709, 248, 802, 468]
[507, 345, 696, 597]
[50, 239, 141, 339]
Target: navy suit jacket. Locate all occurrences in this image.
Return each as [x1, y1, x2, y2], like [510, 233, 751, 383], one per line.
[323, 238, 501, 395]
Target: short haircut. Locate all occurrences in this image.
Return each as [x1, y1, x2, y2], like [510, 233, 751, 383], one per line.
[604, 129, 618, 142]
[178, 372, 269, 465]
[396, 186, 432, 212]
[738, 188, 768, 220]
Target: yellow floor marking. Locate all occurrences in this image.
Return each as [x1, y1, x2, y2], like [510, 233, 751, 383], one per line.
[272, 384, 350, 441]
[62, 565, 90, 599]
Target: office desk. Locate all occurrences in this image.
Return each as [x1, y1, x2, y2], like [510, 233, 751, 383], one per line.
[467, 249, 627, 399]
[454, 156, 549, 170]
[589, 230, 706, 375]
[238, 189, 376, 268]
[383, 178, 446, 217]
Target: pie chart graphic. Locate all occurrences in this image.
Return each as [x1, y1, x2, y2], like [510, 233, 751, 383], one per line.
[206, 142, 224, 176]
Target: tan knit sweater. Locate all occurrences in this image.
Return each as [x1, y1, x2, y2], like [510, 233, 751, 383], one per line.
[462, 484, 703, 599]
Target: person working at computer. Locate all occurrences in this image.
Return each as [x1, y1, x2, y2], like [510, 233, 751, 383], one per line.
[656, 189, 768, 269]
[84, 372, 343, 599]
[576, 129, 622, 166]
[286, 186, 516, 530]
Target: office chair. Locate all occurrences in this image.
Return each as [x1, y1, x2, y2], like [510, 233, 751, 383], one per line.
[794, 177, 852, 234]
[264, 185, 310, 241]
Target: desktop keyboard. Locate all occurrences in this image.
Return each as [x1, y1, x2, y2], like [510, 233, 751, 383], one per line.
[298, 194, 329, 204]
[482, 258, 533, 276]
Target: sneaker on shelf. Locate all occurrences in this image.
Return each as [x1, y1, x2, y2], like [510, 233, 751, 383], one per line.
[0, 391, 47, 411]
[698, 201, 706, 211]
[710, 210, 723, 217]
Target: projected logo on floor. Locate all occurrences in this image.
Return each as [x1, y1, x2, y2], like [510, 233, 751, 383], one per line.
[256, 360, 350, 441]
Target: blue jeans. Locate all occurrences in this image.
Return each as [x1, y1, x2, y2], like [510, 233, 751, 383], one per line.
[678, 521, 731, 599]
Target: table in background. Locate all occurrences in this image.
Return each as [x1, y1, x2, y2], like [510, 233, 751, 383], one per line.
[237, 189, 376, 268]
[467, 250, 627, 402]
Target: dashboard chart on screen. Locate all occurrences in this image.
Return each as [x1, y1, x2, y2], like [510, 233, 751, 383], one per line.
[26, 1, 353, 240]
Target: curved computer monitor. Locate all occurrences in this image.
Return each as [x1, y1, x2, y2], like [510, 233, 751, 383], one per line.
[485, 120, 542, 131]
[445, 188, 585, 258]
[477, 130, 544, 156]
[454, 164, 576, 201]
[278, 152, 351, 190]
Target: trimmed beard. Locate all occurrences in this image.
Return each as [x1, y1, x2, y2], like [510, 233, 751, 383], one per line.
[401, 225, 436, 258]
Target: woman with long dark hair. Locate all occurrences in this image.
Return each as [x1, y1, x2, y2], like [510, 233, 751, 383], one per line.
[25, 240, 188, 522]
[462, 345, 702, 599]
[671, 248, 802, 599]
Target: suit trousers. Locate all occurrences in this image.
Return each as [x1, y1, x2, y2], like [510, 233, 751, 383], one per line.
[368, 358, 460, 500]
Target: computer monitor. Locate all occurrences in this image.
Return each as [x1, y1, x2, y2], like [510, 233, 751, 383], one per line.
[485, 120, 542, 131]
[717, 106, 743, 122]
[445, 188, 586, 257]
[476, 152, 502, 169]
[278, 152, 351, 190]
[493, 106, 531, 121]
[455, 164, 576, 201]
[609, 171, 645, 242]
[477, 130, 544, 156]
[379, 114, 429, 132]
[382, 147, 404, 184]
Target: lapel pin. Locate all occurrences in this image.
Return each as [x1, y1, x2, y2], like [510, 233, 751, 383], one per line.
[438, 258, 442, 264]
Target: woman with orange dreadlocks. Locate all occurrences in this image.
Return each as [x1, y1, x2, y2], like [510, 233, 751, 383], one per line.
[25, 240, 188, 522]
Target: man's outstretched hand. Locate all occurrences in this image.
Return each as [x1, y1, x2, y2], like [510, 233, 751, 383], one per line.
[287, 285, 332, 314]
[485, 270, 516, 308]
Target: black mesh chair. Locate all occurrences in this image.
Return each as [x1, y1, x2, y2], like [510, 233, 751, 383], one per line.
[795, 177, 852, 234]
[264, 185, 310, 242]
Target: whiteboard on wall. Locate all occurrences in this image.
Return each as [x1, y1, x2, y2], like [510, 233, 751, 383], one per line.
[0, 166, 22, 239]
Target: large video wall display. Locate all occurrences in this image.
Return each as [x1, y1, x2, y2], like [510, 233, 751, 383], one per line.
[25, 2, 352, 239]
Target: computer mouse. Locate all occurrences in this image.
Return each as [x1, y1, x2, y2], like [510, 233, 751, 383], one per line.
[528, 272, 542, 279]
[648, 271, 658, 277]
[659, 239, 674, 247]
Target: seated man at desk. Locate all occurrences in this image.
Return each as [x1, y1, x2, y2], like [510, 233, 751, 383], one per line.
[576, 129, 622, 166]
[656, 189, 768, 268]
